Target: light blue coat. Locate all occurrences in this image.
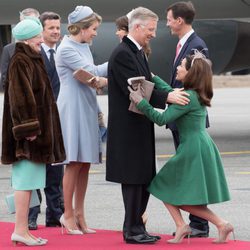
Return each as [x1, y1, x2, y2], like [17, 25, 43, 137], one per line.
[55, 35, 107, 164]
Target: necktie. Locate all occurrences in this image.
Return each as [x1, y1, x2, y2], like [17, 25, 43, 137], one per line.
[174, 42, 182, 62]
[49, 49, 55, 67]
[140, 49, 147, 63]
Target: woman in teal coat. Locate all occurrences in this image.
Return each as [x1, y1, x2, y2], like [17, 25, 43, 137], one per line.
[129, 52, 234, 244]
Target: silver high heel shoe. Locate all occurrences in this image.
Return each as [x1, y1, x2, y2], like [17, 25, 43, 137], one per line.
[59, 215, 83, 235]
[11, 233, 47, 246]
[167, 225, 192, 244]
[37, 238, 48, 244]
[28, 232, 48, 243]
[213, 223, 235, 243]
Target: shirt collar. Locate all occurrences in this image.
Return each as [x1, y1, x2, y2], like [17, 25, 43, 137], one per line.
[41, 43, 57, 53]
[127, 34, 142, 51]
[179, 29, 194, 47]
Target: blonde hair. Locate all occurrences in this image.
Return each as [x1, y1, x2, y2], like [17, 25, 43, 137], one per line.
[68, 12, 102, 35]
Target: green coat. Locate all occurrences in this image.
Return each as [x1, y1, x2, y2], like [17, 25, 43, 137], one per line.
[137, 76, 230, 205]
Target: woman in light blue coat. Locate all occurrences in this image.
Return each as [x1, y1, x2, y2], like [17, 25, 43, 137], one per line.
[55, 6, 107, 234]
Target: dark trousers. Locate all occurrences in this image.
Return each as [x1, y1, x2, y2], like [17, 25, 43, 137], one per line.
[121, 184, 149, 238]
[28, 189, 42, 221]
[171, 129, 209, 233]
[44, 164, 64, 223]
[28, 164, 64, 223]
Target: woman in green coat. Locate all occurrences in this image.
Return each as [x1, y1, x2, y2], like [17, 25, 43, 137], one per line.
[129, 52, 234, 244]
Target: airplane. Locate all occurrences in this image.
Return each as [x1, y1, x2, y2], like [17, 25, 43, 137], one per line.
[0, 0, 250, 82]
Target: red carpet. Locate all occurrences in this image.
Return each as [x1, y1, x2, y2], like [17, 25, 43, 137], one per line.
[0, 222, 249, 249]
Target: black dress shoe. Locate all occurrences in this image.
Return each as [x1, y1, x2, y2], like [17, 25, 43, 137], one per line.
[125, 234, 157, 244]
[46, 220, 61, 227]
[172, 228, 209, 238]
[145, 232, 161, 240]
[28, 220, 38, 230]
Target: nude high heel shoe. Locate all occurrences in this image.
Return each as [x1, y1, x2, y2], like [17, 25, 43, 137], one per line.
[213, 223, 235, 243]
[11, 233, 47, 246]
[142, 212, 148, 225]
[75, 215, 96, 234]
[167, 225, 192, 244]
[81, 228, 96, 234]
[59, 215, 83, 235]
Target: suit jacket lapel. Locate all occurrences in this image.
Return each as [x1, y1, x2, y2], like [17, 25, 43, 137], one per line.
[123, 36, 151, 78]
[171, 32, 197, 84]
[136, 50, 150, 74]
[41, 47, 53, 71]
[174, 33, 196, 67]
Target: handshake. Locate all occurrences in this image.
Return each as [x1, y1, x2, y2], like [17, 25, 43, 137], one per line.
[87, 76, 108, 90]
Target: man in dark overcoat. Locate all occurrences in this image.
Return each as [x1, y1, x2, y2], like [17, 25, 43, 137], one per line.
[106, 7, 189, 244]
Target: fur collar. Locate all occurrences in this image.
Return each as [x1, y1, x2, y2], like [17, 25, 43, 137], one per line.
[15, 42, 41, 59]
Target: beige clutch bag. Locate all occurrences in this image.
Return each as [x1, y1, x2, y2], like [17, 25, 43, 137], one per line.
[73, 68, 95, 87]
[127, 76, 155, 114]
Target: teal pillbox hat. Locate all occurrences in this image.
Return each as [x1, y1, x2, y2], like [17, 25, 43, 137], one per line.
[12, 18, 43, 40]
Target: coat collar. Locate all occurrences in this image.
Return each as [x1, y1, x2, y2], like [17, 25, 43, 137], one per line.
[15, 42, 42, 60]
[122, 35, 139, 54]
[122, 36, 150, 76]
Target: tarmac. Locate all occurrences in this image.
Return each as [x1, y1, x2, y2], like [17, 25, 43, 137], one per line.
[0, 79, 250, 242]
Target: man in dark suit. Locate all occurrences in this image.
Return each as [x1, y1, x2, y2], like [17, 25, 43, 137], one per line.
[0, 43, 15, 89]
[0, 8, 43, 230]
[39, 11, 64, 227]
[166, 1, 210, 237]
[0, 8, 40, 90]
[106, 7, 189, 244]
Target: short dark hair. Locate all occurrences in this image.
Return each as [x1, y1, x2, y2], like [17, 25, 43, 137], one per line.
[167, 1, 195, 24]
[39, 11, 61, 27]
[115, 15, 128, 32]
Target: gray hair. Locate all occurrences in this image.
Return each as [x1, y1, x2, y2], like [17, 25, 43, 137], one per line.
[128, 7, 158, 31]
[20, 8, 40, 20]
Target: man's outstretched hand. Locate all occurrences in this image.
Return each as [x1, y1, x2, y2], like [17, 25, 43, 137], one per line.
[167, 88, 190, 105]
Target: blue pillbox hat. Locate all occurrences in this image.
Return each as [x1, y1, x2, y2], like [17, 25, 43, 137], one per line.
[68, 6, 93, 24]
[12, 18, 43, 40]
